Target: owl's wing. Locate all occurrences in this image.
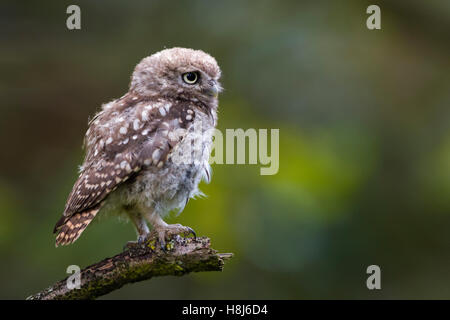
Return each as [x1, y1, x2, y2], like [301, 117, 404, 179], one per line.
[54, 99, 199, 234]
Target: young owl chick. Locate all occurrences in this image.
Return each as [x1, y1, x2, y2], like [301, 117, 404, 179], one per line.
[53, 47, 222, 248]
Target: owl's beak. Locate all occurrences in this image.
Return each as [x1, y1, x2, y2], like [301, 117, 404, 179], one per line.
[204, 81, 221, 98]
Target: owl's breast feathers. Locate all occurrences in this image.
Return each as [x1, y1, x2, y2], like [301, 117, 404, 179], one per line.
[54, 94, 212, 246]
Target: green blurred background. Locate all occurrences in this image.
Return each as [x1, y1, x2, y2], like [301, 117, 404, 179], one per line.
[1, 0, 449, 299]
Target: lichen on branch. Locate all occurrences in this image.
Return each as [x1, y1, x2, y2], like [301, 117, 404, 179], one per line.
[27, 235, 233, 300]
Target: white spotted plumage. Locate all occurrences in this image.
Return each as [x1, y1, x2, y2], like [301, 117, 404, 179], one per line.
[54, 47, 221, 247]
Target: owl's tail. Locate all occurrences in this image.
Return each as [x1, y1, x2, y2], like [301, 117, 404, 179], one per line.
[54, 205, 101, 247]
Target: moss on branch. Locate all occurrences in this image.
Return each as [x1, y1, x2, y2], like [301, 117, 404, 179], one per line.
[27, 235, 233, 300]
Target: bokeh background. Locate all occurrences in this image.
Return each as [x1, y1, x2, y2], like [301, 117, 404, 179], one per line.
[1, 0, 449, 299]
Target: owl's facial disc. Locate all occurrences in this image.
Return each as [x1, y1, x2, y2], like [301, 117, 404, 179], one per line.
[131, 48, 222, 102]
[182, 72, 199, 84]
[178, 69, 220, 99]
[203, 79, 220, 98]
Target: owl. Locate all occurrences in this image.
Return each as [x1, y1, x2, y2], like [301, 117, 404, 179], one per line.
[53, 47, 222, 248]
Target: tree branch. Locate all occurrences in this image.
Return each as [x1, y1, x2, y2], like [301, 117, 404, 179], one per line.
[27, 235, 233, 300]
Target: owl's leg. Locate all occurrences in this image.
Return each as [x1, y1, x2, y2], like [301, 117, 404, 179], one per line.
[126, 211, 150, 245]
[144, 211, 196, 250]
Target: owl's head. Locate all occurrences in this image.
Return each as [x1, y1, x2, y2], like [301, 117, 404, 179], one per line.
[130, 47, 222, 104]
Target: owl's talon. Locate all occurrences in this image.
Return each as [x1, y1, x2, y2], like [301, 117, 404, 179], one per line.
[137, 234, 147, 244]
[186, 227, 196, 239]
[123, 232, 149, 251]
[152, 223, 196, 251]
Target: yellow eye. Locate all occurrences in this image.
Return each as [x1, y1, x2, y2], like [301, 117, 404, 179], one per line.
[182, 72, 199, 84]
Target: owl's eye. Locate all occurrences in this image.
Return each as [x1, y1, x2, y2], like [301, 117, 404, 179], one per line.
[182, 72, 199, 84]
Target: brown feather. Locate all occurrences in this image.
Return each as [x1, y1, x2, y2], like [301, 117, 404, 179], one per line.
[55, 204, 102, 247]
[54, 98, 198, 245]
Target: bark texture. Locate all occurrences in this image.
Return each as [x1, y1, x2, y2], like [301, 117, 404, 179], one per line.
[27, 235, 232, 300]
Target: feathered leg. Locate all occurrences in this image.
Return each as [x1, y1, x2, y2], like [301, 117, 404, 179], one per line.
[127, 211, 150, 243]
